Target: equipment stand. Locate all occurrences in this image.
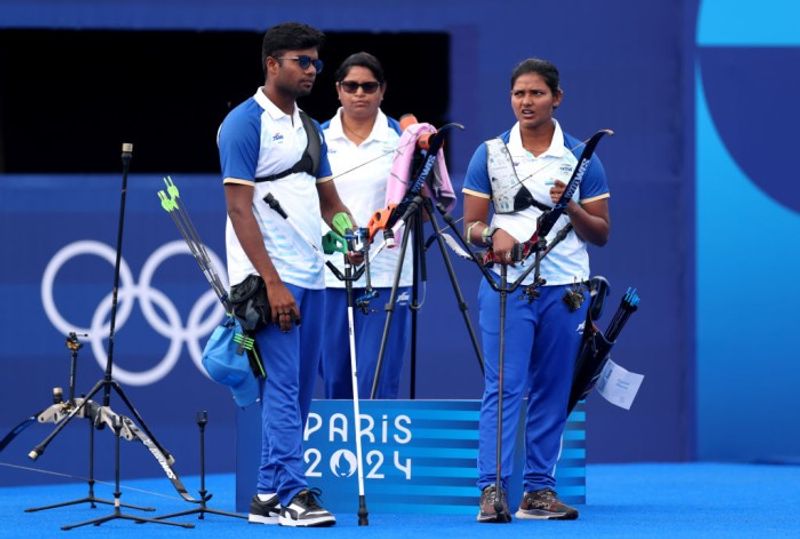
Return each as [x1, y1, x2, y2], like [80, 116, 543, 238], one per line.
[26, 145, 195, 505]
[371, 197, 484, 399]
[23, 333, 154, 514]
[61, 416, 192, 530]
[152, 411, 245, 521]
[26, 413, 154, 513]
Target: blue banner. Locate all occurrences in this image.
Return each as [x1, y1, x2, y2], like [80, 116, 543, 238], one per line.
[236, 400, 585, 514]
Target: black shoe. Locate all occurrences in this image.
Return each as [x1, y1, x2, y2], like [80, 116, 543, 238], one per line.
[515, 488, 579, 520]
[477, 484, 512, 523]
[278, 488, 336, 527]
[248, 494, 281, 525]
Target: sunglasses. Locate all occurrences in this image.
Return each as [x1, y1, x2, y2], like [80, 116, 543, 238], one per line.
[275, 55, 324, 73]
[338, 81, 382, 94]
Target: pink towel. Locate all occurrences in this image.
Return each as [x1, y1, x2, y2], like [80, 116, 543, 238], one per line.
[384, 122, 457, 245]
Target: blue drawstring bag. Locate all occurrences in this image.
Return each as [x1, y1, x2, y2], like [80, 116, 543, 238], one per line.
[202, 316, 260, 408]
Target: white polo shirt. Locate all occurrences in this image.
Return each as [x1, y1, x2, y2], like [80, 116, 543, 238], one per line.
[463, 120, 610, 286]
[322, 108, 413, 288]
[218, 88, 333, 289]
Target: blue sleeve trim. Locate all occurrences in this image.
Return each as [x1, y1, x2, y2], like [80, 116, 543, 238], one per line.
[312, 118, 332, 178]
[463, 143, 491, 194]
[580, 155, 609, 199]
[387, 116, 402, 135]
[218, 99, 261, 181]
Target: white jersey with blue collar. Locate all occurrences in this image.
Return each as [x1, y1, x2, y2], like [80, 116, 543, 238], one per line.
[218, 88, 333, 289]
[321, 108, 412, 288]
[463, 120, 610, 286]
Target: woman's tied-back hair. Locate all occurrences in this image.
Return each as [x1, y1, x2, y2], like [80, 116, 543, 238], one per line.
[334, 51, 385, 84]
[510, 57, 560, 96]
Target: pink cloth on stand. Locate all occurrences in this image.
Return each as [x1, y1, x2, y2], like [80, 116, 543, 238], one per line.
[384, 122, 457, 245]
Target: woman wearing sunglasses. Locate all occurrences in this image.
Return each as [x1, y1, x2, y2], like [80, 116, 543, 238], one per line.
[319, 52, 412, 400]
[462, 58, 611, 523]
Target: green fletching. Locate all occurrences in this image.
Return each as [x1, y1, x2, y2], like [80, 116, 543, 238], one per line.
[158, 190, 178, 212]
[163, 176, 180, 197]
[159, 176, 181, 211]
[331, 212, 354, 237]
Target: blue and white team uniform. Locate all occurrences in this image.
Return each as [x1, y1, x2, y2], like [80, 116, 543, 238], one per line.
[217, 88, 332, 508]
[463, 119, 609, 494]
[320, 108, 412, 399]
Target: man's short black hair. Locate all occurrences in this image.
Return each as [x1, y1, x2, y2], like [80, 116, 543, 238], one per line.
[261, 22, 326, 74]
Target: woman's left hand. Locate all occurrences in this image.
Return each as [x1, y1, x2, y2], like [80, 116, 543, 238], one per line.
[550, 180, 567, 204]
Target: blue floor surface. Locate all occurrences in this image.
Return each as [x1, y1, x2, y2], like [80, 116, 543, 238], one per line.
[0, 463, 798, 538]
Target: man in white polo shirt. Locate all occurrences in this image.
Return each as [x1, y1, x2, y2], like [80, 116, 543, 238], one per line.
[217, 22, 357, 528]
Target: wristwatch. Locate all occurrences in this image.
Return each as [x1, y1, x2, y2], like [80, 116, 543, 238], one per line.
[481, 226, 498, 246]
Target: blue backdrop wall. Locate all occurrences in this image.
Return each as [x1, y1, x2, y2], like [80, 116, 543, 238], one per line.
[695, 0, 800, 462]
[4, 0, 790, 487]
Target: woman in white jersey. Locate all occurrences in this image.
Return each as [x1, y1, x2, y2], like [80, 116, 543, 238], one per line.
[320, 52, 412, 399]
[462, 58, 611, 523]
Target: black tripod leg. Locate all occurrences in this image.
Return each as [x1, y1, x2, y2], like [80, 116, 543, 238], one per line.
[26, 412, 154, 512]
[409, 209, 426, 399]
[28, 379, 104, 460]
[61, 415, 193, 530]
[155, 507, 246, 520]
[371, 212, 416, 399]
[27, 496, 154, 513]
[87, 417, 98, 508]
[61, 514, 116, 530]
[200, 508, 247, 519]
[425, 202, 485, 374]
[153, 411, 245, 521]
[62, 513, 194, 530]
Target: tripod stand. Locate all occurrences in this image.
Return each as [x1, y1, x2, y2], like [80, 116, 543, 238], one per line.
[23, 333, 154, 514]
[26, 144, 197, 509]
[61, 415, 192, 531]
[370, 197, 485, 399]
[152, 411, 246, 521]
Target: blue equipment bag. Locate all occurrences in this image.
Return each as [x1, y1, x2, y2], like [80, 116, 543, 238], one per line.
[201, 315, 260, 408]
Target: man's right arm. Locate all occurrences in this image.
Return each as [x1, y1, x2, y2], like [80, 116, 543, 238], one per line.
[225, 183, 299, 330]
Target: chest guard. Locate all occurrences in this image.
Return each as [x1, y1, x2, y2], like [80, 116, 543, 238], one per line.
[485, 138, 549, 214]
[255, 111, 321, 183]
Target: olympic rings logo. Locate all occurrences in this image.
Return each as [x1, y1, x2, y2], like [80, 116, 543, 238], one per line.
[41, 240, 227, 386]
